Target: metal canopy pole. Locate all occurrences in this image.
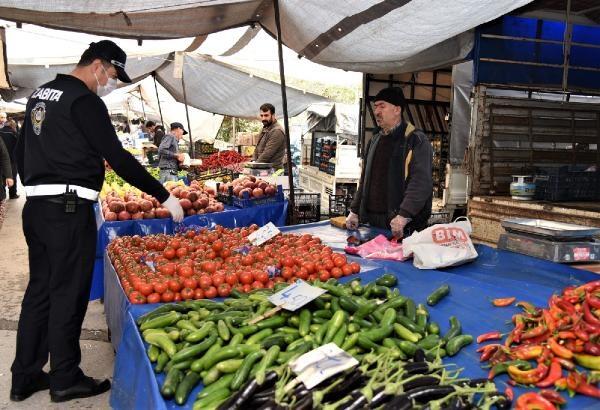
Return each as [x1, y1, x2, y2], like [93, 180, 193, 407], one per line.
[274, 0, 296, 224]
[181, 66, 195, 158]
[138, 85, 146, 119]
[152, 72, 165, 126]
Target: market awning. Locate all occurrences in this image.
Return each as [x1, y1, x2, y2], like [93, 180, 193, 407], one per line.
[0, 0, 535, 73]
[4, 52, 326, 118]
[0, 28, 10, 90]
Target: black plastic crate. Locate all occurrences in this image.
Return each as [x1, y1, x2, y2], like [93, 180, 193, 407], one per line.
[535, 167, 599, 201]
[329, 194, 353, 217]
[286, 192, 320, 224]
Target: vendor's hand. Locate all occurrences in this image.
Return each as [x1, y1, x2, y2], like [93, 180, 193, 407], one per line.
[176, 153, 185, 162]
[162, 195, 184, 222]
[346, 211, 359, 230]
[390, 215, 411, 238]
[5, 178, 13, 188]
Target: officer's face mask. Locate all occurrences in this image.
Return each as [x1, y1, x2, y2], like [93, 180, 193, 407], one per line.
[94, 65, 118, 97]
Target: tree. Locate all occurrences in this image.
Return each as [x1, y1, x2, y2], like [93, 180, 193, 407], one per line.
[216, 117, 262, 142]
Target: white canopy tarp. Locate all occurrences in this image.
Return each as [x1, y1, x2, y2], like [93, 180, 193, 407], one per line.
[305, 102, 359, 137]
[4, 52, 326, 118]
[0, 0, 534, 73]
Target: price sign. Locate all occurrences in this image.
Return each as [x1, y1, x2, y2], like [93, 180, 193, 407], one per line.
[247, 222, 281, 246]
[267, 280, 326, 311]
[289, 343, 358, 389]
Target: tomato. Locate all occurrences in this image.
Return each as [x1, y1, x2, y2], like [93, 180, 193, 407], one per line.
[212, 240, 224, 253]
[154, 282, 167, 294]
[176, 247, 188, 259]
[239, 271, 253, 285]
[323, 259, 334, 271]
[218, 283, 232, 297]
[331, 267, 343, 279]
[158, 262, 176, 276]
[350, 262, 361, 274]
[182, 277, 197, 289]
[341, 264, 353, 276]
[205, 250, 217, 260]
[162, 247, 176, 260]
[170, 239, 181, 249]
[178, 265, 194, 278]
[295, 267, 309, 280]
[251, 281, 264, 290]
[274, 276, 285, 283]
[161, 290, 174, 302]
[241, 255, 254, 266]
[201, 261, 217, 274]
[212, 273, 225, 287]
[181, 287, 195, 300]
[199, 275, 213, 289]
[282, 256, 295, 268]
[225, 273, 238, 286]
[204, 286, 218, 299]
[129, 291, 146, 304]
[302, 262, 315, 274]
[193, 288, 205, 299]
[168, 279, 182, 292]
[281, 267, 293, 280]
[147, 293, 161, 304]
[333, 255, 347, 267]
[255, 271, 269, 284]
[138, 282, 154, 297]
[220, 248, 232, 259]
[318, 270, 330, 281]
[242, 284, 252, 293]
[266, 280, 275, 289]
[173, 292, 182, 302]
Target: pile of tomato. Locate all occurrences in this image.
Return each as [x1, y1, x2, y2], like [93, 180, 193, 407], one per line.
[107, 224, 361, 304]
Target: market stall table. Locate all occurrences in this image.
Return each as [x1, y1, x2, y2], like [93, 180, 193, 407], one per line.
[109, 222, 599, 409]
[91, 201, 288, 300]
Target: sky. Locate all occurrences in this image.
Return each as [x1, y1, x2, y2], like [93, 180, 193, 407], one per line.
[1, 20, 362, 87]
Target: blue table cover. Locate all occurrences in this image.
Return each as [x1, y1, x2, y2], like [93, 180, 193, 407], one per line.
[110, 221, 600, 409]
[91, 201, 287, 300]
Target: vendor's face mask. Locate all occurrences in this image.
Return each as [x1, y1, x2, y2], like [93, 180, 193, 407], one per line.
[94, 64, 118, 97]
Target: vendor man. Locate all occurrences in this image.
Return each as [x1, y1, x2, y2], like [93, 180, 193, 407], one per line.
[346, 87, 433, 238]
[253, 103, 286, 169]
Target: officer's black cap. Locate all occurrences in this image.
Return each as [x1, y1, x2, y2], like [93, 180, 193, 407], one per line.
[171, 122, 188, 135]
[86, 40, 132, 83]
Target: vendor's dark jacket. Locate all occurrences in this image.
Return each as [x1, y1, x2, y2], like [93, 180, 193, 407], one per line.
[253, 121, 286, 169]
[350, 122, 433, 230]
[0, 137, 13, 201]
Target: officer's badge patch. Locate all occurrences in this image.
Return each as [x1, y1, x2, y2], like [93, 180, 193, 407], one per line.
[31, 102, 46, 136]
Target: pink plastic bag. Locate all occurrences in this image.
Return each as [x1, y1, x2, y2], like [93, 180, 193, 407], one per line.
[345, 234, 408, 261]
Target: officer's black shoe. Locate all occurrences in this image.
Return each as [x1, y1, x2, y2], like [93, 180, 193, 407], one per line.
[10, 372, 50, 401]
[50, 376, 111, 403]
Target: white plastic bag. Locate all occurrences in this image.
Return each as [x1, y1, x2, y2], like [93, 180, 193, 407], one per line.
[402, 218, 478, 269]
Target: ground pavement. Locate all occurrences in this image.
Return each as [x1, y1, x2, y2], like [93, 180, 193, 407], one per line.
[0, 192, 112, 409]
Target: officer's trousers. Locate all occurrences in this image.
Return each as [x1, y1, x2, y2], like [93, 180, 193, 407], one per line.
[11, 199, 96, 390]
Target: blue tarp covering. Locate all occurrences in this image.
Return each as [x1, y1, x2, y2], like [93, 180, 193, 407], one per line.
[109, 221, 599, 409]
[474, 15, 600, 90]
[91, 201, 287, 300]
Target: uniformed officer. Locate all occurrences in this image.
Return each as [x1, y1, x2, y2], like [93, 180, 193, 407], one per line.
[11, 40, 184, 403]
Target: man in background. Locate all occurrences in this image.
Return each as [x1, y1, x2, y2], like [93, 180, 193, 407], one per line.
[253, 103, 286, 170]
[158, 122, 186, 183]
[0, 117, 19, 199]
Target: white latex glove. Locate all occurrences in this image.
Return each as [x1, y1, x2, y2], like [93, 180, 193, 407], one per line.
[346, 211, 359, 230]
[390, 215, 411, 239]
[162, 195, 184, 223]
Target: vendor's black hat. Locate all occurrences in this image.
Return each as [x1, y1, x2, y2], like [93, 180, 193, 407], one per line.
[85, 40, 132, 83]
[171, 122, 188, 135]
[373, 87, 406, 108]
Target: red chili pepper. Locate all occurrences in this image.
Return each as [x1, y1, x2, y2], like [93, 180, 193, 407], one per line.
[522, 330, 550, 345]
[584, 297, 600, 327]
[508, 362, 549, 385]
[568, 371, 600, 398]
[580, 321, 600, 334]
[556, 330, 576, 340]
[573, 323, 590, 342]
[521, 325, 547, 340]
[479, 344, 501, 362]
[587, 291, 600, 309]
[504, 386, 514, 401]
[582, 280, 600, 293]
[584, 341, 600, 355]
[542, 310, 556, 333]
[554, 357, 576, 371]
[548, 337, 574, 359]
[512, 345, 544, 360]
[477, 343, 503, 353]
[507, 379, 517, 386]
[554, 377, 568, 390]
[536, 359, 563, 388]
[539, 389, 566, 405]
[515, 392, 556, 410]
[565, 339, 584, 353]
[513, 315, 526, 344]
[516, 301, 539, 315]
[477, 331, 503, 344]
[493, 297, 516, 307]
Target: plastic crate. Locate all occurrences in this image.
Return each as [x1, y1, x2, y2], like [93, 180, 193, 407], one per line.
[535, 167, 599, 201]
[287, 192, 321, 224]
[329, 194, 353, 217]
[218, 185, 285, 208]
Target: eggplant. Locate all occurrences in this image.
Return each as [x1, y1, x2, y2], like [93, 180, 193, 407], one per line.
[217, 377, 260, 410]
[257, 400, 287, 410]
[252, 386, 276, 400]
[322, 370, 366, 402]
[456, 378, 488, 388]
[402, 361, 431, 375]
[248, 396, 273, 408]
[402, 376, 439, 391]
[413, 348, 426, 362]
[406, 385, 456, 403]
[381, 394, 412, 410]
[294, 393, 313, 410]
[369, 387, 393, 408]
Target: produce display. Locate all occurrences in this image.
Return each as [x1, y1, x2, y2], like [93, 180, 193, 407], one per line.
[218, 175, 279, 199]
[105, 168, 185, 187]
[198, 150, 246, 172]
[108, 226, 360, 304]
[479, 281, 600, 407]
[135, 274, 507, 409]
[100, 179, 225, 221]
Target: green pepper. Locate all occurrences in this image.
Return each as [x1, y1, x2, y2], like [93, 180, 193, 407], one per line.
[174, 371, 201, 405]
[145, 332, 178, 358]
[215, 358, 244, 373]
[323, 311, 347, 344]
[256, 316, 286, 330]
[355, 300, 378, 320]
[488, 360, 532, 379]
[339, 296, 360, 313]
[217, 320, 230, 341]
[341, 333, 359, 350]
[140, 311, 182, 331]
[380, 308, 397, 327]
[155, 351, 169, 374]
[172, 333, 217, 363]
[374, 295, 407, 315]
[247, 328, 274, 345]
[185, 322, 215, 343]
[176, 319, 198, 332]
[417, 334, 440, 350]
[357, 334, 380, 350]
[397, 315, 425, 335]
[415, 304, 428, 329]
[427, 284, 450, 306]
[574, 354, 600, 370]
[347, 323, 360, 334]
[405, 299, 416, 322]
[230, 350, 265, 390]
[196, 374, 235, 399]
[442, 316, 462, 343]
[228, 333, 244, 347]
[298, 309, 311, 337]
[255, 345, 280, 385]
[136, 304, 187, 325]
[201, 345, 241, 371]
[375, 273, 398, 287]
[349, 280, 363, 295]
[332, 324, 348, 347]
[147, 345, 160, 362]
[427, 322, 440, 335]
[397, 340, 419, 357]
[190, 339, 223, 372]
[363, 325, 393, 342]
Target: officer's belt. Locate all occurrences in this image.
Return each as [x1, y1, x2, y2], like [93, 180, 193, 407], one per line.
[25, 184, 99, 201]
